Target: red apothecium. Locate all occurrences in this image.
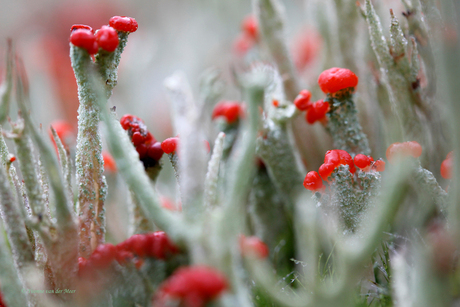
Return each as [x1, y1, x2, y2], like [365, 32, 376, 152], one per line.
[386, 141, 422, 163]
[318, 67, 358, 94]
[95, 25, 119, 52]
[109, 16, 138, 33]
[303, 171, 325, 191]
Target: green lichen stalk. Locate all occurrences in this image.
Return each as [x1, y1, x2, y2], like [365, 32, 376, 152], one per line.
[95, 32, 129, 98]
[326, 93, 371, 155]
[71, 45, 106, 257]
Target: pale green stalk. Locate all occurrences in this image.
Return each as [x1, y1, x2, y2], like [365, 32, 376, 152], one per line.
[0, 223, 29, 307]
[0, 39, 13, 124]
[16, 73, 79, 293]
[323, 163, 410, 301]
[130, 189, 155, 235]
[326, 94, 371, 155]
[198, 68, 224, 142]
[332, 0, 360, 72]
[293, 191, 319, 288]
[254, 0, 301, 100]
[437, 1, 460, 239]
[220, 72, 266, 242]
[365, 0, 421, 141]
[413, 164, 448, 212]
[95, 32, 129, 98]
[11, 119, 45, 220]
[246, 258, 311, 307]
[254, 64, 304, 212]
[70, 46, 106, 256]
[204, 132, 226, 208]
[0, 165, 36, 306]
[50, 127, 73, 202]
[206, 72, 266, 307]
[164, 72, 208, 219]
[37, 153, 51, 220]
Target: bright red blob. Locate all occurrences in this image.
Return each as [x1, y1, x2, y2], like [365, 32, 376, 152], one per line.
[303, 171, 324, 191]
[239, 235, 269, 258]
[294, 90, 312, 111]
[318, 67, 358, 94]
[109, 16, 138, 33]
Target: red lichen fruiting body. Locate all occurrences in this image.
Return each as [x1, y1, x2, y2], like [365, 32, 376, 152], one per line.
[354, 154, 372, 169]
[95, 25, 119, 52]
[303, 171, 324, 191]
[318, 67, 358, 94]
[161, 137, 179, 154]
[241, 15, 258, 40]
[212, 101, 242, 124]
[70, 28, 98, 54]
[71, 24, 93, 33]
[102, 151, 117, 172]
[153, 266, 228, 307]
[109, 16, 139, 33]
[239, 235, 269, 258]
[372, 159, 386, 172]
[441, 151, 453, 179]
[319, 149, 356, 180]
[306, 99, 329, 124]
[294, 90, 312, 111]
[386, 141, 422, 163]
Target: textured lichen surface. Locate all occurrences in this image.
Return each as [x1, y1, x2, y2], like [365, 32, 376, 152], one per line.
[0, 1, 459, 306]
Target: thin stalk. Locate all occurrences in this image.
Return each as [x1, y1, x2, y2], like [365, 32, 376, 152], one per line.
[70, 46, 106, 256]
[0, 39, 13, 124]
[0, 222, 28, 306]
[204, 132, 226, 208]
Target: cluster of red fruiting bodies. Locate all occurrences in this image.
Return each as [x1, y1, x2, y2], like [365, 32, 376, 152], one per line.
[303, 149, 385, 192]
[78, 231, 179, 277]
[76, 231, 267, 307]
[76, 232, 267, 307]
[69, 16, 138, 54]
[304, 140, 454, 192]
[212, 101, 244, 124]
[121, 108, 238, 165]
[294, 67, 358, 124]
[120, 114, 164, 168]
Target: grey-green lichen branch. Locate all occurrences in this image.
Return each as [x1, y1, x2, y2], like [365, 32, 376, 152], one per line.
[204, 132, 226, 208]
[0, 39, 13, 125]
[325, 93, 371, 155]
[16, 70, 79, 295]
[164, 72, 208, 220]
[8, 118, 46, 222]
[72, 30, 132, 253]
[51, 127, 73, 202]
[71, 45, 106, 257]
[0, 222, 29, 307]
[95, 32, 129, 98]
[254, 0, 301, 100]
[413, 163, 448, 213]
[364, 0, 424, 141]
